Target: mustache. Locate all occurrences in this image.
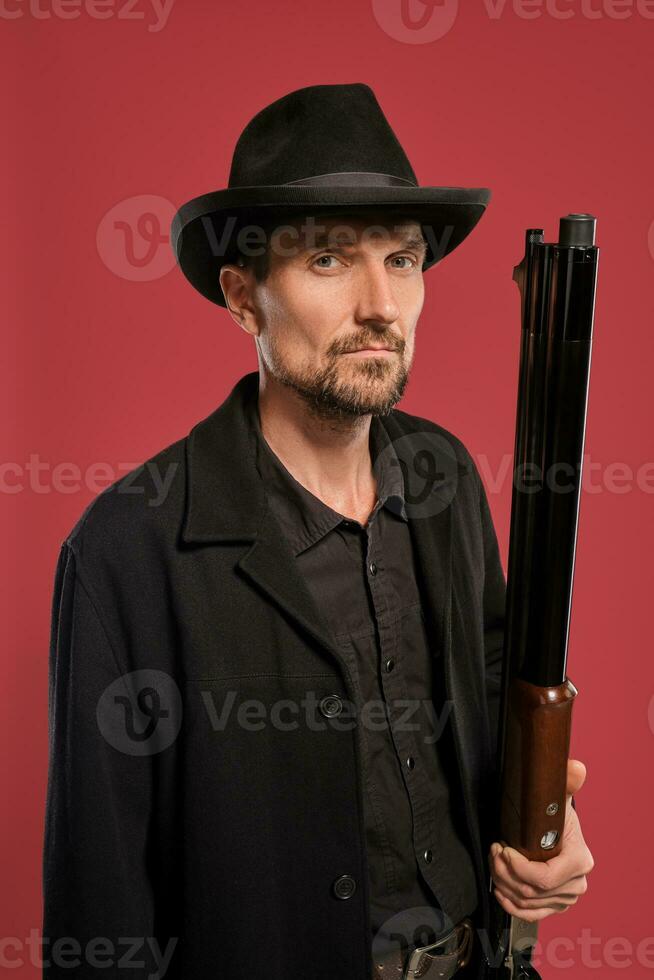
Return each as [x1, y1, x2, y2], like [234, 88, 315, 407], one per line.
[330, 333, 406, 355]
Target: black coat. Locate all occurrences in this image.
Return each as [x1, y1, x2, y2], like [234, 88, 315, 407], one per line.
[43, 370, 506, 980]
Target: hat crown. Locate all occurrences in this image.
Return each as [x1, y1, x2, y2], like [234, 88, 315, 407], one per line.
[228, 83, 418, 189]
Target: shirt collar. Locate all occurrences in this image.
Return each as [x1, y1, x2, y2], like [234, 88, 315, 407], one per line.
[245, 393, 407, 557]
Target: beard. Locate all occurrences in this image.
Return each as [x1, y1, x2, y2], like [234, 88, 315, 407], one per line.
[264, 332, 411, 424]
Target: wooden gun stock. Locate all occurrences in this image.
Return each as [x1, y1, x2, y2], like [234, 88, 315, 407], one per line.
[499, 677, 577, 861]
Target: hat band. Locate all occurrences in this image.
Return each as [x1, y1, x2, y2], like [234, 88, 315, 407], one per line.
[284, 171, 417, 188]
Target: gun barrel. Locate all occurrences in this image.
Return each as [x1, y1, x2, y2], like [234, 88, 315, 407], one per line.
[558, 212, 596, 247]
[504, 216, 599, 688]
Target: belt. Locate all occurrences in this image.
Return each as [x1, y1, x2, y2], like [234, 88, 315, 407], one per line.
[371, 917, 474, 980]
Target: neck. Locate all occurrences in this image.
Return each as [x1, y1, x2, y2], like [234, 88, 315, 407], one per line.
[256, 373, 378, 523]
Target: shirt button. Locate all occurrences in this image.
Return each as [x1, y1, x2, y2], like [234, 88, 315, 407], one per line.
[384, 658, 395, 673]
[424, 849, 433, 864]
[332, 874, 357, 900]
[319, 695, 343, 718]
[369, 561, 378, 576]
[406, 756, 415, 770]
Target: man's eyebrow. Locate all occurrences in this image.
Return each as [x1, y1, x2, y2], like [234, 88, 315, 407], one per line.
[298, 230, 429, 252]
[401, 233, 429, 252]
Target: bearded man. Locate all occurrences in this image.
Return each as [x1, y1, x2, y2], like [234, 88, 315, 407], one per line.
[43, 83, 593, 980]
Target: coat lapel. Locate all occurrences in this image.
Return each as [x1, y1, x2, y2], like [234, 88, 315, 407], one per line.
[236, 531, 345, 668]
[180, 371, 362, 679]
[407, 489, 453, 663]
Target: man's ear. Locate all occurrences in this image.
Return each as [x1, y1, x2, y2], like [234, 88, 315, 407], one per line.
[219, 263, 259, 337]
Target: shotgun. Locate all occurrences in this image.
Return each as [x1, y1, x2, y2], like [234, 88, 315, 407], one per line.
[487, 214, 600, 978]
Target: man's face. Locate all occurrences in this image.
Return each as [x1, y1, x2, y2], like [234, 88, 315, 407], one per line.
[244, 212, 428, 421]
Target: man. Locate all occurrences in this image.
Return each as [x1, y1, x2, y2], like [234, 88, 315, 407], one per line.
[43, 83, 593, 980]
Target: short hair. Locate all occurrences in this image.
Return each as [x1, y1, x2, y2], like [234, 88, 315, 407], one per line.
[234, 215, 278, 285]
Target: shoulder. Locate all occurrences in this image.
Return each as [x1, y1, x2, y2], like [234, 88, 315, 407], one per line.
[61, 432, 188, 575]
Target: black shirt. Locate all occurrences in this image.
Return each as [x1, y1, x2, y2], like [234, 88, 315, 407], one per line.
[246, 396, 478, 950]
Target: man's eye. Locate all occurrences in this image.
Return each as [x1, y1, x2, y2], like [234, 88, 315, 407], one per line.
[311, 254, 340, 268]
[390, 255, 416, 269]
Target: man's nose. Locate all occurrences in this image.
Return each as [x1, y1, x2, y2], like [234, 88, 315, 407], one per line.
[353, 262, 400, 327]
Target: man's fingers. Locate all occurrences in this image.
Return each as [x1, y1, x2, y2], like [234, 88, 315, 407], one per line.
[498, 844, 593, 892]
[566, 758, 586, 798]
[493, 888, 570, 922]
[490, 853, 588, 902]
[493, 882, 580, 909]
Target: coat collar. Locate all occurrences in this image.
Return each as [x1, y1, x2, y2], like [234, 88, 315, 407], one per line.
[180, 370, 465, 684]
[181, 371, 266, 544]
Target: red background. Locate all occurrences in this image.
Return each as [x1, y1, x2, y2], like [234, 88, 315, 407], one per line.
[3, 1, 653, 976]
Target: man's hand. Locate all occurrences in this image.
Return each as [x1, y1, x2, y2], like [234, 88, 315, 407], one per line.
[488, 759, 594, 922]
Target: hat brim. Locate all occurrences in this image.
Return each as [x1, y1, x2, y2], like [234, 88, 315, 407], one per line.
[171, 185, 491, 307]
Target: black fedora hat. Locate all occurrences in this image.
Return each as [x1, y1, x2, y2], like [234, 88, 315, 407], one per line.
[171, 83, 491, 307]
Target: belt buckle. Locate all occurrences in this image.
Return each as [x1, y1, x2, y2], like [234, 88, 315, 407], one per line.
[402, 919, 473, 979]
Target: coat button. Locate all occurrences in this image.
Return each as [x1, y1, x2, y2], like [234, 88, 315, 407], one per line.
[424, 849, 433, 864]
[332, 874, 357, 900]
[384, 658, 395, 673]
[319, 695, 343, 718]
[406, 756, 415, 770]
[368, 561, 378, 576]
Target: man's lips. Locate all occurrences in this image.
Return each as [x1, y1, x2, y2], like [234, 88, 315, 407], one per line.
[341, 346, 398, 356]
